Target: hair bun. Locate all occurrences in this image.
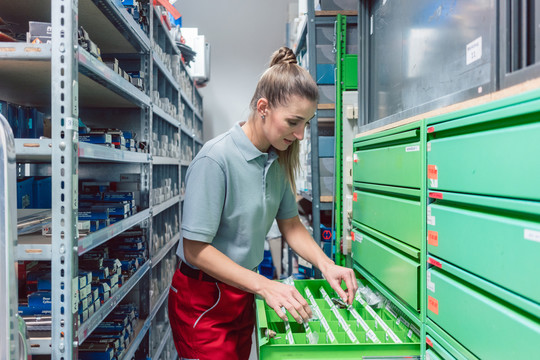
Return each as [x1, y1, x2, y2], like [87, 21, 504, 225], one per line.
[270, 47, 297, 67]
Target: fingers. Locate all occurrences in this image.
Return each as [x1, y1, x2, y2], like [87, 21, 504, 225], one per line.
[270, 285, 312, 323]
[275, 305, 288, 322]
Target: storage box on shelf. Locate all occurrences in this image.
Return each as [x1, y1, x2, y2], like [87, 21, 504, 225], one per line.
[424, 87, 540, 359]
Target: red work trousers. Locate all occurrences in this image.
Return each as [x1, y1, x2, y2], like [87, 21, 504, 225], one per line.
[168, 265, 255, 360]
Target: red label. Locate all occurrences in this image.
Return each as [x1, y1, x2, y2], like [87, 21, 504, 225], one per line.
[428, 230, 439, 246]
[428, 296, 439, 315]
[427, 165, 438, 179]
[429, 192, 443, 199]
[353, 193, 357, 202]
[351, 232, 355, 241]
[427, 126, 435, 133]
[428, 257, 442, 268]
[426, 337, 433, 347]
[322, 230, 332, 240]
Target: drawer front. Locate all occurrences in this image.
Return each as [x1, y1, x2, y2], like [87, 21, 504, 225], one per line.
[428, 196, 540, 304]
[427, 268, 540, 359]
[427, 121, 540, 201]
[352, 230, 419, 310]
[353, 141, 421, 188]
[352, 190, 422, 249]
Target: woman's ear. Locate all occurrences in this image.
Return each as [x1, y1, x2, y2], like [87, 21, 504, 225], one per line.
[257, 98, 269, 119]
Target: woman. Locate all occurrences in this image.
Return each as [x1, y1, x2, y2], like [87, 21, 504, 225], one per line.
[168, 47, 357, 360]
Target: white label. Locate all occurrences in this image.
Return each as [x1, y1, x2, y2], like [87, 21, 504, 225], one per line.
[385, 304, 398, 319]
[65, 117, 76, 130]
[427, 215, 436, 226]
[357, 234, 363, 243]
[353, 153, 358, 162]
[430, 178, 439, 188]
[427, 142, 432, 152]
[466, 36, 482, 65]
[399, 316, 410, 328]
[72, 277, 79, 314]
[407, 329, 413, 339]
[406, 145, 420, 152]
[72, 80, 79, 116]
[524, 229, 540, 243]
[396, 317, 401, 325]
[427, 271, 436, 293]
[426, 352, 432, 360]
[370, 16, 374, 35]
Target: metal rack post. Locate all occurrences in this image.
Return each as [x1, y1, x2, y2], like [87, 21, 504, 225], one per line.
[51, 0, 79, 357]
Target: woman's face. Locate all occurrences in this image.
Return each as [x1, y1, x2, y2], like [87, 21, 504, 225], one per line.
[262, 95, 316, 151]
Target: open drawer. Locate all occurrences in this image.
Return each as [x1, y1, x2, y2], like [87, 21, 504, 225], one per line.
[256, 280, 420, 359]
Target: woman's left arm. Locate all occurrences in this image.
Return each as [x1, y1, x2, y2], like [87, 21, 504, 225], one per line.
[277, 216, 358, 304]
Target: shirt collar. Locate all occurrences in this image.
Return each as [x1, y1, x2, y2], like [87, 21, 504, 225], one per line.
[231, 122, 278, 162]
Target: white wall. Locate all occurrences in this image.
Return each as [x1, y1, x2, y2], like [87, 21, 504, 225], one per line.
[176, 0, 296, 140]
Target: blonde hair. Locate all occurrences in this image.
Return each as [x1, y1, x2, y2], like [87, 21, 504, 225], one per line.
[250, 47, 318, 193]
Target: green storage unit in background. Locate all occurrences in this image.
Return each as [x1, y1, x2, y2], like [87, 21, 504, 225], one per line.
[352, 186, 422, 250]
[353, 128, 421, 188]
[427, 262, 540, 359]
[427, 96, 540, 201]
[351, 227, 420, 310]
[427, 191, 540, 305]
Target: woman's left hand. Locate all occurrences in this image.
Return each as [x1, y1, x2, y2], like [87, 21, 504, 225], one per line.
[321, 263, 358, 305]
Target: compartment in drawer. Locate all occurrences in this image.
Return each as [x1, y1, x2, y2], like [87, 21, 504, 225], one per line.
[427, 116, 540, 201]
[427, 192, 540, 305]
[353, 127, 421, 188]
[256, 279, 420, 359]
[352, 187, 422, 249]
[352, 228, 420, 310]
[427, 266, 540, 359]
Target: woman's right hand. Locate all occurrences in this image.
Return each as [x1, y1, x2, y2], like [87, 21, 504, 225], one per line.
[259, 279, 312, 323]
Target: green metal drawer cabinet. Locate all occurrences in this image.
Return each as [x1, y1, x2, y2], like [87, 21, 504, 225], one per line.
[352, 187, 422, 250]
[427, 265, 540, 359]
[426, 101, 540, 201]
[351, 228, 420, 310]
[256, 280, 420, 359]
[427, 191, 540, 305]
[353, 125, 422, 189]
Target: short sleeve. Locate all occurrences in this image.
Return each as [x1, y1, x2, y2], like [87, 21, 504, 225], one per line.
[181, 156, 225, 243]
[276, 183, 298, 220]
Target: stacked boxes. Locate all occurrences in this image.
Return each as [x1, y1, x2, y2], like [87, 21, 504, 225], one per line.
[16, 176, 52, 209]
[0, 100, 45, 139]
[79, 128, 143, 153]
[151, 131, 180, 158]
[79, 304, 139, 360]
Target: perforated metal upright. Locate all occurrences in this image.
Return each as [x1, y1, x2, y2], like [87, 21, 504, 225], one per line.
[50, 0, 80, 357]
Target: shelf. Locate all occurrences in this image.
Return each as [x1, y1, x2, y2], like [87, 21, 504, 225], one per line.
[194, 137, 203, 145]
[152, 326, 172, 360]
[152, 5, 180, 55]
[153, 52, 180, 89]
[0, 43, 52, 60]
[15, 139, 53, 162]
[15, 139, 150, 163]
[79, 47, 151, 107]
[78, 208, 151, 255]
[153, 156, 180, 165]
[79, 261, 151, 344]
[150, 284, 170, 316]
[180, 124, 194, 137]
[79, 142, 150, 162]
[18, 234, 53, 261]
[180, 160, 191, 167]
[122, 316, 151, 360]
[179, 89, 202, 120]
[81, 0, 151, 53]
[28, 336, 52, 356]
[152, 195, 180, 217]
[153, 103, 180, 127]
[293, 15, 308, 54]
[151, 233, 180, 269]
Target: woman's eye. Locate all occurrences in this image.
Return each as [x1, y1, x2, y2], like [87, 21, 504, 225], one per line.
[288, 121, 298, 126]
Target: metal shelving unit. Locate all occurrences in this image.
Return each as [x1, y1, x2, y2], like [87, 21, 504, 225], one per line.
[1, 0, 203, 357]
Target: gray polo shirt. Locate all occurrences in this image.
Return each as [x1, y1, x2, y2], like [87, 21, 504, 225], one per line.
[176, 122, 298, 270]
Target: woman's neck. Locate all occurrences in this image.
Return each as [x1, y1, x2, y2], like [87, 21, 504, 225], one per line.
[242, 118, 270, 152]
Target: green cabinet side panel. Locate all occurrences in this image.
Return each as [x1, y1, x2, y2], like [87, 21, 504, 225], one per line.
[352, 230, 419, 309]
[427, 120, 540, 201]
[427, 268, 540, 359]
[352, 190, 422, 249]
[428, 193, 540, 305]
[353, 141, 421, 188]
